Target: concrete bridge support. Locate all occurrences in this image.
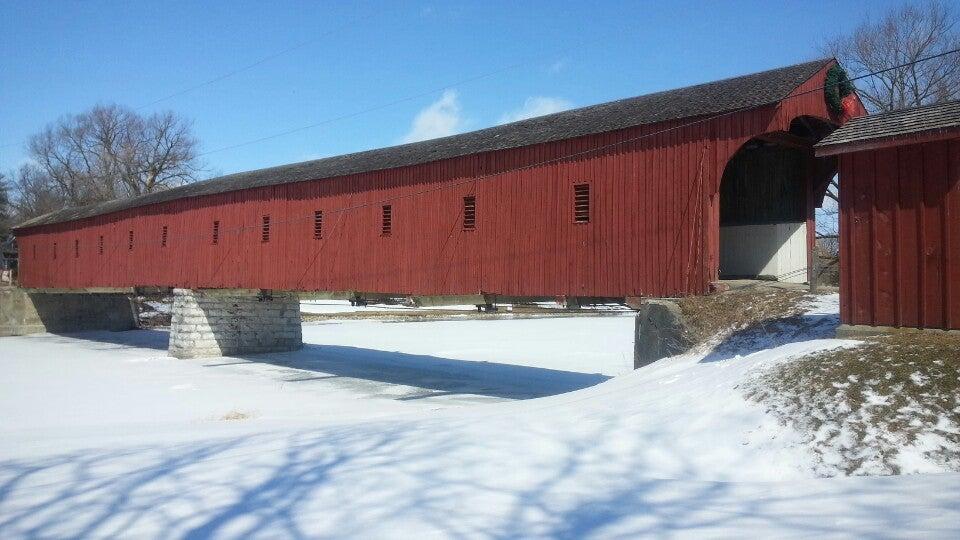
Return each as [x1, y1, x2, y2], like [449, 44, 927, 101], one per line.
[168, 289, 302, 359]
[634, 299, 692, 368]
[0, 287, 137, 336]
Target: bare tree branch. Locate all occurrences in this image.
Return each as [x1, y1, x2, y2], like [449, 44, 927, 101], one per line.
[823, 0, 960, 113]
[14, 104, 204, 221]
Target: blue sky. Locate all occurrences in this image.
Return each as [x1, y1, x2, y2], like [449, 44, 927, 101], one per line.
[0, 0, 910, 178]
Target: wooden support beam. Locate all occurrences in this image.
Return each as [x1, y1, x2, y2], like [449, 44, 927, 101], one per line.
[21, 287, 135, 294]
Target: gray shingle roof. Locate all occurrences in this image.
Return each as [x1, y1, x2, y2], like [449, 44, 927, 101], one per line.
[816, 99, 960, 152]
[17, 58, 832, 230]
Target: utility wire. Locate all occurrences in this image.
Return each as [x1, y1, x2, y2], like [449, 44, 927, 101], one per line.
[0, 7, 378, 148]
[39, 46, 960, 194]
[190, 23, 639, 158]
[0, 16, 622, 158]
[135, 11, 377, 111]
[20, 48, 960, 261]
[4, 20, 631, 182]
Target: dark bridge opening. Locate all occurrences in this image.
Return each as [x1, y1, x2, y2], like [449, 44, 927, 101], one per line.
[719, 116, 837, 283]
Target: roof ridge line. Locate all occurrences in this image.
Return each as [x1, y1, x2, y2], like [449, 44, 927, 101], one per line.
[16, 57, 832, 230]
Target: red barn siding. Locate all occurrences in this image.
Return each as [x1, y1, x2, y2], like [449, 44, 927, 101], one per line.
[16, 66, 841, 298]
[839, 139, 960, 330]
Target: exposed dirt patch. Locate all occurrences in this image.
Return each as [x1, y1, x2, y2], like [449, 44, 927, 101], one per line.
[220, 410, 253, 421]
[746, 331, 960, 476]
[678, 286, 810, 347]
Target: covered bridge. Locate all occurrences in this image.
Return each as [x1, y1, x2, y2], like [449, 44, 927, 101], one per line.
[10, 58, 862, 357]
[15, 58, 854, 298]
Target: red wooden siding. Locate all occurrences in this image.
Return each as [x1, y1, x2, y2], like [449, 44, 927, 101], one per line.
[16, 66, 841, 298]
[839, 138, 960, 330]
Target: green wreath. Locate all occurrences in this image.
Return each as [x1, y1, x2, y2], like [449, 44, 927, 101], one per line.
[824, 65, 855, 116]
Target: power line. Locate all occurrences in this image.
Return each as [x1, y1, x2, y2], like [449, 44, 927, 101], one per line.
[135, 11, 377, 111]
[23, 48, 960, 261]
[196, 56, 557, 157]
[192, 26, 636, 158]
[9, 19, 642, 187]
[174, 45, 960, 160]
[0, 8, 379, 150]
[1, 18, 623, 164]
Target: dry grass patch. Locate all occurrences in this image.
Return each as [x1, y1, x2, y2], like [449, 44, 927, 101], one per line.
[678, 286, 810, 346]
[746, 331, 960, 476]
[220, 410, 253, 421]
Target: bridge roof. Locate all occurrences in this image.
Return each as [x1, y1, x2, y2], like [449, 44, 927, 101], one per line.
[17, 58, 832, 230]
[815, 99, 960, 156]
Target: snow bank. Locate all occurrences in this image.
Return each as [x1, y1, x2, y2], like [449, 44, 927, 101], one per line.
[0, 294, 957, 538]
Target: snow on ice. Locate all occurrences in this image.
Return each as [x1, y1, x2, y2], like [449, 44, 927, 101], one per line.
[0, 295, 958, 538]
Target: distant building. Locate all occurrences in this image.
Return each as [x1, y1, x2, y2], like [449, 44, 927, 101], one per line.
[1, 236, 16, 285]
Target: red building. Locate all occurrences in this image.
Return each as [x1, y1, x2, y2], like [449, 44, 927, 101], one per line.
[816, 100, 960, 331]
[14, 59, 858, 300]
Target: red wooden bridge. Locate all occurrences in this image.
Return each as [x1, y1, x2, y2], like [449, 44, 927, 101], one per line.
[14, 59, 853, 301]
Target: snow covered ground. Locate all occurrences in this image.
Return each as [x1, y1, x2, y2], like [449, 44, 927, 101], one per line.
[299, 299, 478, 314]
[298, 299, 633, 315]
[0, 295, 958, 538]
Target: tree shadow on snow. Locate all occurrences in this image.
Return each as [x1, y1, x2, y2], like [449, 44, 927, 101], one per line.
[0, 413, 956, 538]
[698, 311, 839, 363]
[219, 344, 611, 400]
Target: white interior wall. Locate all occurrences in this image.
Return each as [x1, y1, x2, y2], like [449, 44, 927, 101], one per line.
[719, 222, 808, 283]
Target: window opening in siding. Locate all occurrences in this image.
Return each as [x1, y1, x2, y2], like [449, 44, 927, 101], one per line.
[161, 225, 168, 247]
[574, 183, 590, 223]
[381, 205, 392, 236]
[53, 242, 57, 259]
[33, 244, 36, 260]
[463, 195, 476, 231]
[74, 239, 79, 258]
[128, 230, 134, 250]
[212, 221, 220, 245]
[261, 215, 271, 243]
[98, 235, 104, 255]
[313, 210, 323, 239]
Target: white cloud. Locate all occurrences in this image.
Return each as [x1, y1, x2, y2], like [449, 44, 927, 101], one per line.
[401, 90, 463, 143]
[498, 96, 574, 124]
[547, 60, 565, 75]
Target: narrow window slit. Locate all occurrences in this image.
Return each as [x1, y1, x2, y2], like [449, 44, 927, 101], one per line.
[381, 205, 392, 236]
[574, 183, 590, 223]
[463, 196, 476, 230]
[128, 230, 134, 251]
[161, 226, 168, 247]
[261, 215, 271, 243]
[212, 221, 220, 245]
[98, 236, 104, 255]
[74, 239, 79, 258]
[313, 210, 323, 239]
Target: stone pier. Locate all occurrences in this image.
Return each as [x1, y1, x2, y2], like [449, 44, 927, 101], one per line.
[0, 287, 138, 336]
[168, 289, 302, 359]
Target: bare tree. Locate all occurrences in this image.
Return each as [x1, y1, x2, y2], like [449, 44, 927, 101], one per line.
[824, 0, 960, 113]
[816, 0, 960, 277]
[0, 172, 10, 237]
[24, 104, 202, 210]
[10, 164, 64, 221]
